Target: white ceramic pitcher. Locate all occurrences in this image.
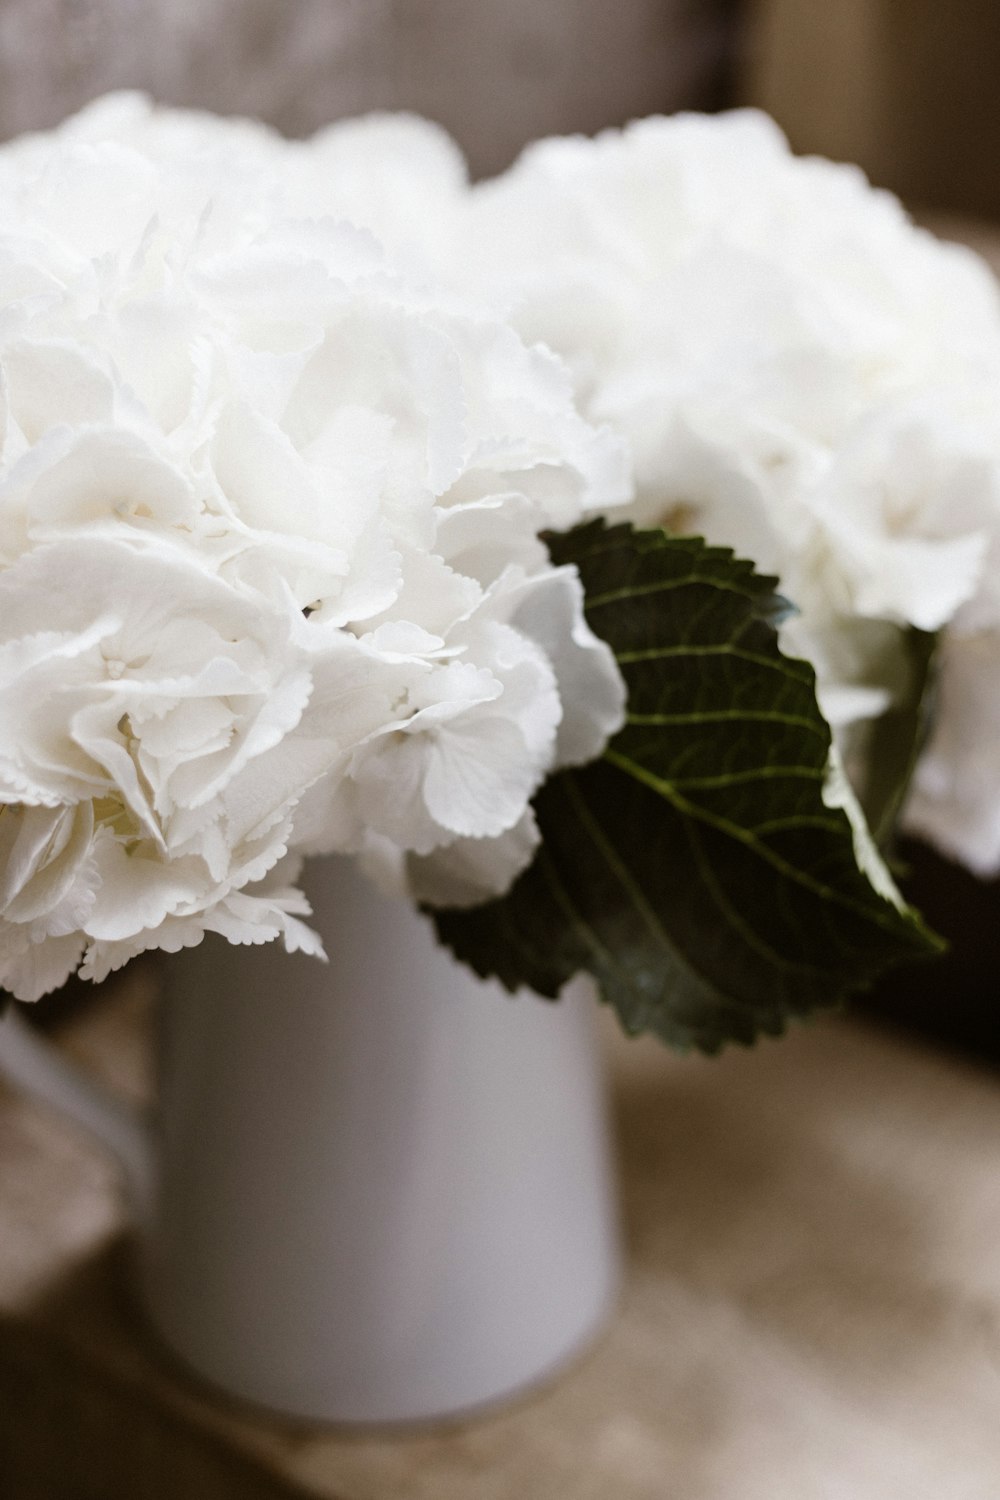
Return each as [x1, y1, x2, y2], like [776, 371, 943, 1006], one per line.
[0, 855, 622, 1426]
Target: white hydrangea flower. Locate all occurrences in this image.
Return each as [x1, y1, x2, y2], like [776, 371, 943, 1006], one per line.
[0, 96, 629, 1001]
[427, 114, 999, 699]
[425, 111, 1000, 875]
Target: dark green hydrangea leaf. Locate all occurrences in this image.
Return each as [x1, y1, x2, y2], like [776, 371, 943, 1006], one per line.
[432, 520, 942, 1053]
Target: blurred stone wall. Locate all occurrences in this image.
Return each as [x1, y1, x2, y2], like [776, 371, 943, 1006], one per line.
[0, 0, 738, 173]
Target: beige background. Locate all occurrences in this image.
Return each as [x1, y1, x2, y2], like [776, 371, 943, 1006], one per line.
[746, 0, 1000, 217]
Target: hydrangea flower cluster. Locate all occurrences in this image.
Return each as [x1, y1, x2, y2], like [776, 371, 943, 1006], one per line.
[0, 96, 629, 1001]
[438, 113, 1000, 875]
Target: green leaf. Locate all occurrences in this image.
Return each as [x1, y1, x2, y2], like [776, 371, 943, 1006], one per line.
[432, 520, 942, 1053]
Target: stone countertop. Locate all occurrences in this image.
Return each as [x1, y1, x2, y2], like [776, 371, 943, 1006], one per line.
[3, 971, 1000, 1499]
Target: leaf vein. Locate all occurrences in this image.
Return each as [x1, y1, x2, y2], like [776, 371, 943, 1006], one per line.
[604, 748, 907, 936]
[626, 709, 827, 736]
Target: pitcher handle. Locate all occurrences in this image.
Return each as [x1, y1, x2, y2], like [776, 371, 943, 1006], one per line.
[0, 1004, 154, 1221]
